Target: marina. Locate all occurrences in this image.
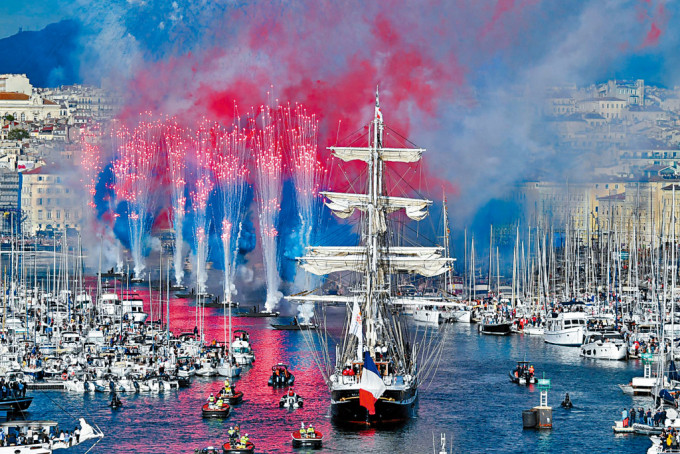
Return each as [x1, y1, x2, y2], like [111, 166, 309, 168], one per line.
[6, 292, 654, 453]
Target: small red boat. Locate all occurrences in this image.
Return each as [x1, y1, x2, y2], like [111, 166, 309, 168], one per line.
[202, 402, 231, 418]
[291, 430, 323, 448]
[222, 441, 254, 453]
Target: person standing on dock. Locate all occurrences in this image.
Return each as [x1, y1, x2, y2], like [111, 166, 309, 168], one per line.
[621, 408, 628, 427]
[629, 408, 635, 425]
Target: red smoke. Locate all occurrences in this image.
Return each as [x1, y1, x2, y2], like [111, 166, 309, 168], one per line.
[115, 1, 472, 199]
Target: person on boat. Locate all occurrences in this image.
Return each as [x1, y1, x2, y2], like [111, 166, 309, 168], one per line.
[306, 424, 315, 437]
[528, 365, 535, 378]
[228, 427, 236, 443]
[207, 393, 215, 406]
[299, 422, 306, 438]
[216, 397, 224, 409]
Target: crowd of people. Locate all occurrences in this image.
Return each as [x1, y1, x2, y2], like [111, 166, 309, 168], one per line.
[0, 424, 81, 447]
[621, 407, 667, 427]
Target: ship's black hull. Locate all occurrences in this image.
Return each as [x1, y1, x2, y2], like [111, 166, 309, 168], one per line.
[330, 387, 417, 426]
[480, 322, 512, 335]
[0, 396, 32, 412]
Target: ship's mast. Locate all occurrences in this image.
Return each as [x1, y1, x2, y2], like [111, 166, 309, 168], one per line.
[365, 86, 385, 355]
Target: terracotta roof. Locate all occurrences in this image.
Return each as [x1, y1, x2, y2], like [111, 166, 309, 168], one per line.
[0, 92, 29, 101]
[43, 99, 56, 105]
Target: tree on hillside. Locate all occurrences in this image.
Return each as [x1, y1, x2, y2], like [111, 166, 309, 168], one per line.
[7, 129, 29, 140]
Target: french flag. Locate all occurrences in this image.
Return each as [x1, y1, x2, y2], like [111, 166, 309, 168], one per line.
[359, 351, 386, 415]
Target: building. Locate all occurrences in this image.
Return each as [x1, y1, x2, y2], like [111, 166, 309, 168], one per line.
[0, 92, 61, 123]
[0, 75, 32, 96]
[21, 166, 84, 235]
[597, 79, 645, 106]
[0, 168, 21, 235]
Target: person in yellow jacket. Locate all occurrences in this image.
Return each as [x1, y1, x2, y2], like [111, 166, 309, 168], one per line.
[299, 422, 306, 438]
[668, 432, 674, 448]
[216, 398, 224, 408]
[307, 424, 315, 437]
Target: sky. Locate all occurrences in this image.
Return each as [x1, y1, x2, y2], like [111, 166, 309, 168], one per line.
[1, 0, 678, 259]
[0, 1, 72, 38]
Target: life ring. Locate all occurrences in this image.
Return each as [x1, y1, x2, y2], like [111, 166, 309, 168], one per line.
[61, 373, 67, 380]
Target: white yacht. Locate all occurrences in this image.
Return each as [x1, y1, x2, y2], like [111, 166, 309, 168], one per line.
[98, 292, 122, 323]
[412, 305, 441, 325]
[544, 312, 586, 346]
[230, 330, 255, 365]
[580, 331, 628, 360]
[122, 293, 148, 323]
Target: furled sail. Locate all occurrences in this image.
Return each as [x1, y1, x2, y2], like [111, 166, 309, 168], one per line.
[299, 246, 452, 277]
[323, 192, 431, 221]
[330, 147, 424, 163]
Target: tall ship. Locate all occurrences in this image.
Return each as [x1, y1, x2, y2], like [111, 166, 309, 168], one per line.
[290, 89, 453, 425]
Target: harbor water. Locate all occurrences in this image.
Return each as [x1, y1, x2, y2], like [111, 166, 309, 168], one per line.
[25, 293, 653, 453]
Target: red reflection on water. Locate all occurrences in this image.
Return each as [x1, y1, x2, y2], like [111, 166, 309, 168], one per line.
[78, 284, 333, 452]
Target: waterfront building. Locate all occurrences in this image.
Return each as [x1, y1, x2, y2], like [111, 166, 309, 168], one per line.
[21, 165, 84, 235]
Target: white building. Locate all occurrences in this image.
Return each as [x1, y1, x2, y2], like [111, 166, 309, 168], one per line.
[0, 92, 61, 123]
[0, 75, 32, 96]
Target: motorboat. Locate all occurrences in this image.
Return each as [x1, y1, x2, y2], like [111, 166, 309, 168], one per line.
[508, 361, 536, 385]
[291, 428, 323, 448]
[194, 447, 220, 454]
[523, 326, 545, 336]
[202, 401, 231, 418]
[279, 390, 304, 409]
[237, 305, 279, 317]
[412, 306, 441, 325]
[230, 330, 255, 365]
[217, 360, 242, 378]
[222, 441, 254, 453]
[219, 388, 244, 405]
[544, 311, 586, 346]
[268, 363, 295, 387]
[271, 317, 318, 330]
[195, 358, 218, 377]
[580, 331, 628, 360]
[479, 315, 512, 335]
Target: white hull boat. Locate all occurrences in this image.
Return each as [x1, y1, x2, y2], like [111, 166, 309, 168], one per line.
[580, 331, 628, 360]
[413, 308, 440, 325]
[545, 312, 586, 346]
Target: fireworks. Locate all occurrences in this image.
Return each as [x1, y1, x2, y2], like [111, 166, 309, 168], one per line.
[211, 116, 248, 304]
[112, 115, 162, 278]
[189, 120, 217, 293]
[165, 120, 188, 286]
[280, 104, 324, 321]
[80, 100, 325, 310]
[252, 105, 284, 312]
